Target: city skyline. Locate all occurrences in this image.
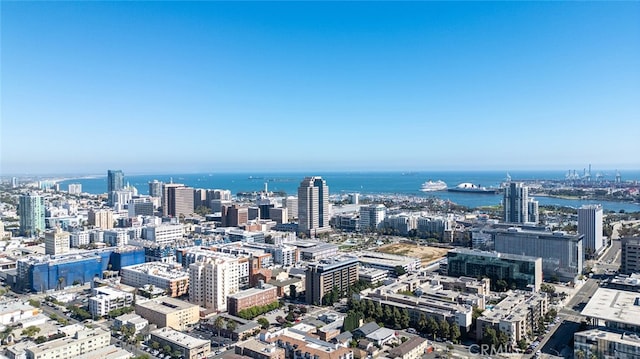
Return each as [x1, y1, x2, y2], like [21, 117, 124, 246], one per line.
[2, 2, 639, 174]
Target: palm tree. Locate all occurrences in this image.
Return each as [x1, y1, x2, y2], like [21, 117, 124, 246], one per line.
[213, 316, 224, 338]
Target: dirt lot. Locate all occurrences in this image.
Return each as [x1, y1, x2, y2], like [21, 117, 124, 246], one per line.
[376, 243, 449, 264]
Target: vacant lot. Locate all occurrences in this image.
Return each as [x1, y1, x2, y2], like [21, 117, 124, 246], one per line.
[376, 243, 449, 264]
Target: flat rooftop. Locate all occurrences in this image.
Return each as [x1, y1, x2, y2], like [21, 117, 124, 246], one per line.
[151, 327, 209, 348]
[75, 345, 132, 359]
[137, 296, 198, 313]
[581, 288, 640, 327]
[229, 284, 276, 300]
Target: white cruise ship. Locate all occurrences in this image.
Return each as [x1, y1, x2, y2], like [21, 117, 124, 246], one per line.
[420, 180, 448, 192]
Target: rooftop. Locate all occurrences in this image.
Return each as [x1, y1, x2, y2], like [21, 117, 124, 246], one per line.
[74, 345, 132, 359]
[229, 284, 277, 300]
[151, 327, 209, 348]
[581, 288, 640, 327]
[136, 296, 199, 313]
[449, 248, 542, 262]
[122, 262, 189, 280]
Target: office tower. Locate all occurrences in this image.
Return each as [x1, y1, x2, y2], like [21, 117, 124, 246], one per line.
[128, 198, 155, 217]
[359, 204, 387, 231]
[620, 237, 640, 275]
[223, 204, 249, 227]
[305, 257, 359, 305]
[494, 228, 583, 281]
[45, 228, 70, 255]
[107, 170, 124, 206]
[19, 193, 45, 237]
[67, 183, 82, 195]
[298, 177, 330, 237]
[107, 170, 124, 193]
[527, 198, 539, 224]
[88, 209, 114, 229]
[503, 182, 538, 224]
[578, 204, 604, 257]
[148, 180, 163, 197]
[283, 196, 298, 220]
[447, 248, 542, 291]
[188, 256, 240, 312]
[162, 183, 194, 218]
[193, 189, 207, 208]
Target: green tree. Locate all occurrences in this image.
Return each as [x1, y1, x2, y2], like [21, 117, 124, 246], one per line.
[257, 317, 270, 329]
[163, 345, 172, 354]
[417, 313, 428, 333]
[438, 319, 450, 339]
[21, 326, 41, 338]
[426, 317, 439, 340]
[151, 341, 161, 350]
[35, 336, 47, 344]
[195, 205, 211, 216]
[399, 309, 410, 329]
[393, 265, 407, 276]
[517, 339, 528, 350]
[449, 324, 460, 344]
[213, 316, 225, 337]
[482, 327, 498, 346]
[226, 319, 237, 334]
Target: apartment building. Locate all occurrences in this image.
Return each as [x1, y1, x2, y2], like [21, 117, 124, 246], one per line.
[305, 257, 359, 305]
[25, 327, 110, 359]
[574, 329, 640, 359]
[149, 327, 210, 359]
[135, 296, 200, 331]
[476, 291, 548, 346]
[228, 282, 278, 316]
[121, 262, 189, 297]
[88, 287, 135, 318]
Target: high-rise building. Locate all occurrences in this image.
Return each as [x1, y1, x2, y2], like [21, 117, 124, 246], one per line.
[494, 228, 583, 281]
[68, 183, 82, 195]
[107, 170, 125, 206]
[305, 256, 359, 305]
[88, 209, 114, 229]
[578, 204, 604, 257]
[298, 177, 330, 237]
[162, 183, 194, 218]
[107, 170, 124, 193]
[11, 177, 18, 188]
[19, 193, 45, 237]
[359, 204, 386, 231]
[503, 182, 538, 224]
[283, 196, 298, 220]
[45, 228, 71, 255]
[188, 256, 240, 312]
[621, 237, 640, 275]
[223, 204, 249, 227]
[149, 180, 163, 198]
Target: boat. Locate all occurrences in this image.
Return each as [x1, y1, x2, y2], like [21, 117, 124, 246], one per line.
[420, 180, 448, 192]
[447, 182, 500, 194]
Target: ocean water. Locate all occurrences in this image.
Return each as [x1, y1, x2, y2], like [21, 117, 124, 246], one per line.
[58, 170, 640, 212]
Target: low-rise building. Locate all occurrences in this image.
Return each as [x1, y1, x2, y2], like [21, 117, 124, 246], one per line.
[149, 327, 210, 359]
[25, 327, 110, 359]
[88, 287, 134, 318]
[387, 336, 429, 359]
[135, 296, 200, 331]
[581, 288, 640, 333]
[574, 328, 640, 359]
[74, 345, 131, 359]
[121, 262, 189, 297]
[262, 328, 354, 359]
[476, 291, 548, 346]
[228, 281, 278, 316]
[356, 251, 421, 275]
[0, 300, 40, 325]
[234, 339, 285, 359]
[358, 268, 388, 285]
[113, 313, 148, 333]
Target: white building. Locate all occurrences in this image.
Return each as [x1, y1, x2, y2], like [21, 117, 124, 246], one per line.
[44, 228, 70, 255]
[113, 313, 148, 333]
[575, 328, 640, 359]
[121, 262, 189, 297]
[67, 184, 82, 195]
[70, 231, 91, 248]
[359, 204, 386, 231]
[25, 327, 110, 359]
[142, 224, 184, 246]
[578, 204, 604, 256]
[0, 301, 40, 326]
[88, 287, 134, 318]
[189, 256, 240, 312]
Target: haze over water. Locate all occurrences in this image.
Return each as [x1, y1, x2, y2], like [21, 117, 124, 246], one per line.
[58, 170, 640, 212]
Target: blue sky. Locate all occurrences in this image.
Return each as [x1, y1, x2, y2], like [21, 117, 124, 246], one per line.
[1, 2, 639, 175]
